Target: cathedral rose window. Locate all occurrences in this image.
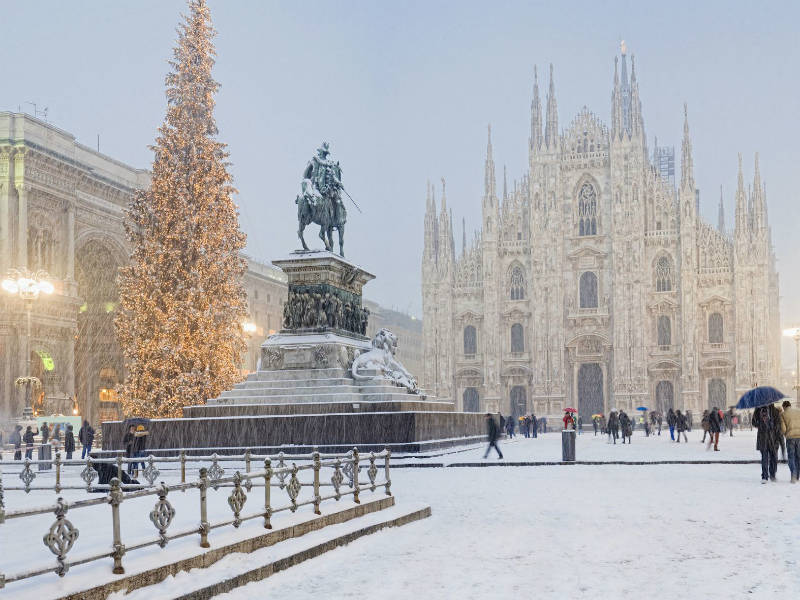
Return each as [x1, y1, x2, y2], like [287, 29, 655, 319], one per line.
[578, 182, 598, 236]
[510, 266, 525, 300]
[655, 255, 674, 292]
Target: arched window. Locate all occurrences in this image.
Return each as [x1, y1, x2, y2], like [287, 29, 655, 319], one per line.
[655, 255, 674, 292]
[463, 387, 479, 412]
[463, 325, 477, 356]
[510, 266, 525, 300]
[510, 323, 524, 353]
[708, 312, 724, 344]
[657, 315, 671, 348]
[579, 272, 598, 308]
[577, 182, 598, 236]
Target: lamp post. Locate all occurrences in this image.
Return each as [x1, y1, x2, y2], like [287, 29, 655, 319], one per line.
[784, 327, 800, 403]
[2, 267, 54, 419]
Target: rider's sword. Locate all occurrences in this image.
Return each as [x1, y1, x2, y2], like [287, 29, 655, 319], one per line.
[340, 186, 363, 213]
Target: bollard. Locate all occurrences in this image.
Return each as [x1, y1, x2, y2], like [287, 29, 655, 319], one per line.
[312, 450, 321, 515]
[352, 447, 360, 504]
[180, 450, 186, 485]
[109, 478, 125, 574]
[198, 467, 210, 548]
[263, 458, 273, 529]
[561, 429, 576, 462]
[384, 448, 392, 496]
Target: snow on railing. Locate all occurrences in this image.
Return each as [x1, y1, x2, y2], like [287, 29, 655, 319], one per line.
[0, 447, 391, 588]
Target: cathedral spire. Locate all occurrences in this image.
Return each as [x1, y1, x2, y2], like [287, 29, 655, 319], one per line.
[629, 55, 644, 139]
[462, 217, 466, 258]
[619, 42, 631, 135]
[503, 164, 508, 201]
[530, 66, 542, 152]
[544, 64, 558, 149]
[680, 103, 694, 191]
[423, 180, 438, 264]
[717, 185, 726, 234]
[611, 56, 623, 139]
[752, 152, 766, 231]
[735, 153, 748, 236]
[484, 124, 496, 200]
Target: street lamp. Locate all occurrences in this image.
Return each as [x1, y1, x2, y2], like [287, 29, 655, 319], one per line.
[2, 267, 54, 419]
[784, 326, 800, 402]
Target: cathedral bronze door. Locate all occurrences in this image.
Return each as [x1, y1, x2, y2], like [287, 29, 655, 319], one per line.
[578, 363, 603, 422]
[510, 386, 527, 418]
[655, 380, 674, 413]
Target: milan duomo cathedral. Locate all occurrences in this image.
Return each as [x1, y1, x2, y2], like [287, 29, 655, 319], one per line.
[421, 47, 781, 421]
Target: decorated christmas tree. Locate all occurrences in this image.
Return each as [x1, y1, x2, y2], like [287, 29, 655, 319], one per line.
[116, 0, 247, 418]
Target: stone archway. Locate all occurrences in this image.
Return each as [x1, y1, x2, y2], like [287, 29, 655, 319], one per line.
[578, 363, 603, 422]
[75, 239, 125, 425]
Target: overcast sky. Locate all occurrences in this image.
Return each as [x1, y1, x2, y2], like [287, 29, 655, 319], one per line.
[2, 0, 798, 363]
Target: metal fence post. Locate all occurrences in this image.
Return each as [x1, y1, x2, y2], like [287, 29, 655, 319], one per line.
[312, 450, 321, 515]
[180, 450, 186, 485]
[384, 448, 392, 496]
[109, 478, 125, 574]
[263, 458, 272, 529]
[245, 449, 251, 474]
[199, 467, 210, 548]
[55, 451, 62, 493]
[0, 467, 5, 522]
[352, 447, 360, 504]
[116, 454, 123, 482]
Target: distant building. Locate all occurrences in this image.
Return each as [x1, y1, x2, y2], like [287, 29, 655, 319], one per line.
[421, 48, 781, 420]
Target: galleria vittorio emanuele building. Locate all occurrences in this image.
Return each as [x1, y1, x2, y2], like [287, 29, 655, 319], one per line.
[422, 47, 781, 420]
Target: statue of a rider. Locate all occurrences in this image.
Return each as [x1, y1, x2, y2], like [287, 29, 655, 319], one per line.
[297, 142, 347, 255]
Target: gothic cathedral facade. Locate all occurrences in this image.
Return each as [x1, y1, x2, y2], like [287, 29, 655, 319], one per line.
[421, 50, 780, 420]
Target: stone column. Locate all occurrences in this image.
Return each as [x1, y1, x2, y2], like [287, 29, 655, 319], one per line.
[572, 361, 579, 413]
[16, 184, 28, 268]
[601, 362, 608, 413]
[0, 147, 10, 274]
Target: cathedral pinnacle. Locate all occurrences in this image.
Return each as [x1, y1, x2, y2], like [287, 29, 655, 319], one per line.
[718, 185, 726, 234]
[680, 102, 694, 191]
[735, 153, 748, 236]
[484, 124, 496, 200]
[545, 64, 558, 148]
[530, 66, 542, 151]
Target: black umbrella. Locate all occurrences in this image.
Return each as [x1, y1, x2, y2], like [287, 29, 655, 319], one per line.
[736, 386, 786, 410]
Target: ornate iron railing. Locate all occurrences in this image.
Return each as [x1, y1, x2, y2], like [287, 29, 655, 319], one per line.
[0, 447, 391, 588]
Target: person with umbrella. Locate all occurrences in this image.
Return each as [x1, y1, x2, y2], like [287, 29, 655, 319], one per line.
[738, 386, 786, 482]
[636, 407, 649, 436]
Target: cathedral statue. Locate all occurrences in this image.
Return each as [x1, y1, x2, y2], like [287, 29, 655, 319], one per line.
[296, 142, 347, 257]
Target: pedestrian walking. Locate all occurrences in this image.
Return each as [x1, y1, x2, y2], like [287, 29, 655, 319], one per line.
[23, 425, 35, 459]
[753, 403, 781, 483]
[780, 400, 800, 483]
[506, 416, 515, 439]
[675, 410, 688, 442]
[483, 413, 503, 459]
[11, 424, 23, 460]
[667, 408, 677, 441]
[727, 407, 736, 437]
[40, 422, 50, 445]
[577, 415, 583, 435]
[64, 424, 75, 460]
[132, 425, 149, 476]
[593, 416, 599, 436]
[707, 406, 721, 451]
[607, 410, 619, 444]
[123, 425, 136, 475]
[701, 410, 711, 442]
[78, 420, 95, 459]
[619, 411, 632, 444]
[531, 414, 538, 438]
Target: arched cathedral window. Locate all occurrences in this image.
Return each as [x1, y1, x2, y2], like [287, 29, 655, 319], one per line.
[463, 325, 477, 356]
[577, 182, 597, 236]
[655, 255, 674, 292]
[579, 272, 598, 309]
[510, 266, 525, 300]
[510, 323, 524, 353]
[708, 313, 724, 344]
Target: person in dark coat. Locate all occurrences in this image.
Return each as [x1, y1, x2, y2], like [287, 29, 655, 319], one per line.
[753, 403, 781, 482]
[64, 424, 75, 460]
[11, 424, 23, 460]
[40, 422, 50, 445]
[483, 413, 503, 459]
[23, 425, 35, 459]
[607, 410, 619, 444]
[707, 407, 722, 451]
[675, 410, 688, 442]
[619, 411, 632, 444]
[132, 425, 149, 474]
[505, 416, 515, 438]
[78, 420, 95, 459]
[123, 425, 136, 475]
[531, 414, 538, 438]
[666, 409, 677, 441]
[592, 416, 599, 436]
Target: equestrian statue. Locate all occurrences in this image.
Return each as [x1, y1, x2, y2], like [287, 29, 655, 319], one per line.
[296, 142, 348, 257]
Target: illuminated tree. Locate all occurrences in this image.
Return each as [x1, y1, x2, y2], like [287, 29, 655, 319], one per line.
[116, 0, 247, 418]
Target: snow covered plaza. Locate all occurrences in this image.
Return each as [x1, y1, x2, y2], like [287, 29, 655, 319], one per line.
[3, 429, 800, 598]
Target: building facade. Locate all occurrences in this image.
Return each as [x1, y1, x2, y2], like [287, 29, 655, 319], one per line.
[422, 50, 781, 420]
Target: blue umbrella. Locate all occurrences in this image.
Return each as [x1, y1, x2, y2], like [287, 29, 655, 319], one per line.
[636, 406, 648, 411]
[736, 386, 785, 410]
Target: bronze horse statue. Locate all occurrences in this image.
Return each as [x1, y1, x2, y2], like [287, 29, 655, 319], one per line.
[296, 180, 346, 257]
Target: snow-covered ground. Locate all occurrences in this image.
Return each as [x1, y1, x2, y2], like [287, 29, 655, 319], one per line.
[2, 429, 798, 599]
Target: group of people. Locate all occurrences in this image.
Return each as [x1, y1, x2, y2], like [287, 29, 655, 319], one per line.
[1, 420, 95, 461]
[502, 414, 548, 438]
[122, 424, 149, 476]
